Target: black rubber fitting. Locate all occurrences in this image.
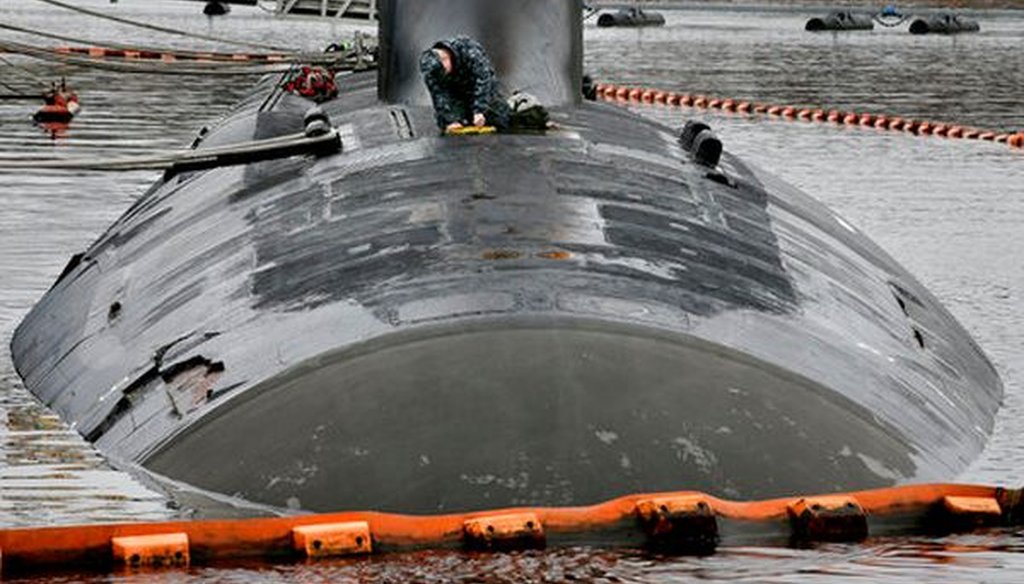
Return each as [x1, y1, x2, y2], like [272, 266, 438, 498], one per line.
[679, 121, 711, 152]
[304, 106, 331, 137]
[692, 130, 722, 168]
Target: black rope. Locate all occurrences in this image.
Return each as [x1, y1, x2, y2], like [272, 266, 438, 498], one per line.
[0, 54, 51, 87]
[259, 63, 298, 113]
[0, 127, 341, 172]
[31, 0, 296, 53]
[0, 79, 32, 93]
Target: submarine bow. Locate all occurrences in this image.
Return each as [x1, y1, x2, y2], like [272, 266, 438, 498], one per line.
[11, 0, 1002, 513]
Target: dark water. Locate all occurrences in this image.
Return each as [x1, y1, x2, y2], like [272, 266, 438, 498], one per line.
[1, 0, 1023, 580]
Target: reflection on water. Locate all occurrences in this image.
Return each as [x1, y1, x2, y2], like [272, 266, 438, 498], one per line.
[0, 365, 169, 526]
[7, 536, 1024, 583]
[586, 7, 1024, 132]
[1, 0, 1023, 580]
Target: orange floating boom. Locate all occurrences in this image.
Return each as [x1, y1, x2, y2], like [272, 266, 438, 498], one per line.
[0, 483, 1021, 575]
[55, 46, 290, 62]
[597, 82, 1020, 150]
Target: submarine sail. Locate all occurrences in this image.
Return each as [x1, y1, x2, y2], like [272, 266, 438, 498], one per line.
[11, 0, 1001, 513]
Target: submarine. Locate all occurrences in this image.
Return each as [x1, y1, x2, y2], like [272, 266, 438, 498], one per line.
[203, 1, 231, 17]
[805, 11, 875, 32]
[597, 7, 666, 28]
[909, 13, 980, 35]
[11, 0, 1002, 515]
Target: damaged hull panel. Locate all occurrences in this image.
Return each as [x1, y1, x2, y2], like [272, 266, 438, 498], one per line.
[11, 73, 1002, 513]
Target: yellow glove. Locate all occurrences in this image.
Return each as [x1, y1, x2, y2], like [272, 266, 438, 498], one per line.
[445, 126, 497, 136]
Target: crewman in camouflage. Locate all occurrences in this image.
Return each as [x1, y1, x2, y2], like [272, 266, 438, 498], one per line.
[419, 37, 511, 133]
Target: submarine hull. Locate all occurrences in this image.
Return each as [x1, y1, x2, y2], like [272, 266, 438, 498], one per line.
[597, 11, 666, 28]
[806, 12, 875, 32]
[146, 319, 926, 512]
[910, 15, 980, 35]
[11, 77, 1001, 512]
[10, 0, 1002, 514]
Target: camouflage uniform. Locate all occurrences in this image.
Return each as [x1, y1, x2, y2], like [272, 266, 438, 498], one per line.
[420, 37, 511, 131]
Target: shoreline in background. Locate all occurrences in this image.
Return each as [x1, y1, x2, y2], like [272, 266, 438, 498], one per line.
[593, 1, 1024, 11]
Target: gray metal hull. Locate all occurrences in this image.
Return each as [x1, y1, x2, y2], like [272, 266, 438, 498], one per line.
[910, 14, 981, 35]
[11, 73, 1002, 513]
[806, 12, 875, 32]
[146, 319, 923, 513]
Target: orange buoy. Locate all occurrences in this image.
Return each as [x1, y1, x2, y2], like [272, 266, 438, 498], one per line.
[628, 88, 642, 102]
[653, 91, 667, 104]
[641, 89, 655, 103]
[679, 94, 694, 106]
[767, 105, 783, 116]
[932, 124, 949, 137]
[721, 99, 736, 112]
[666, 92, 680, 106]
[843, 113, 859, 125]
[1009, 134, 1024, 148]
[947, 126, 964, 139]
[781, 106, 797, 118]
[754, 104, 769, 114]
[693, 95, 708, 108]
[33, 82, 80, 124]
[858, 113, 875, 127]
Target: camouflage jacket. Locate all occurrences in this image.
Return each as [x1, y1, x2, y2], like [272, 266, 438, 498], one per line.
[423, 37, 510, 130]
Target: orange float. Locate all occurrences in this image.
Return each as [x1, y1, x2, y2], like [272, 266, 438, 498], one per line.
[0, 483, 1020, 576]
[591, 82, 1015, 149]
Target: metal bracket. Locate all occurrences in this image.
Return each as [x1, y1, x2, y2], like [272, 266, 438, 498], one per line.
[292, 521, 373, 558]
[635, 495, 718, 552]
[111, 533, 189, 568]
[934, 496, 1003, 532]
[463, 513, 545, 550]
[788, 496, 868, 542]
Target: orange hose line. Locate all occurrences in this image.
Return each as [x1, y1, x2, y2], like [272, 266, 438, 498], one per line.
[595, 82, 1022, 150]
[55, 46, 289, 62]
